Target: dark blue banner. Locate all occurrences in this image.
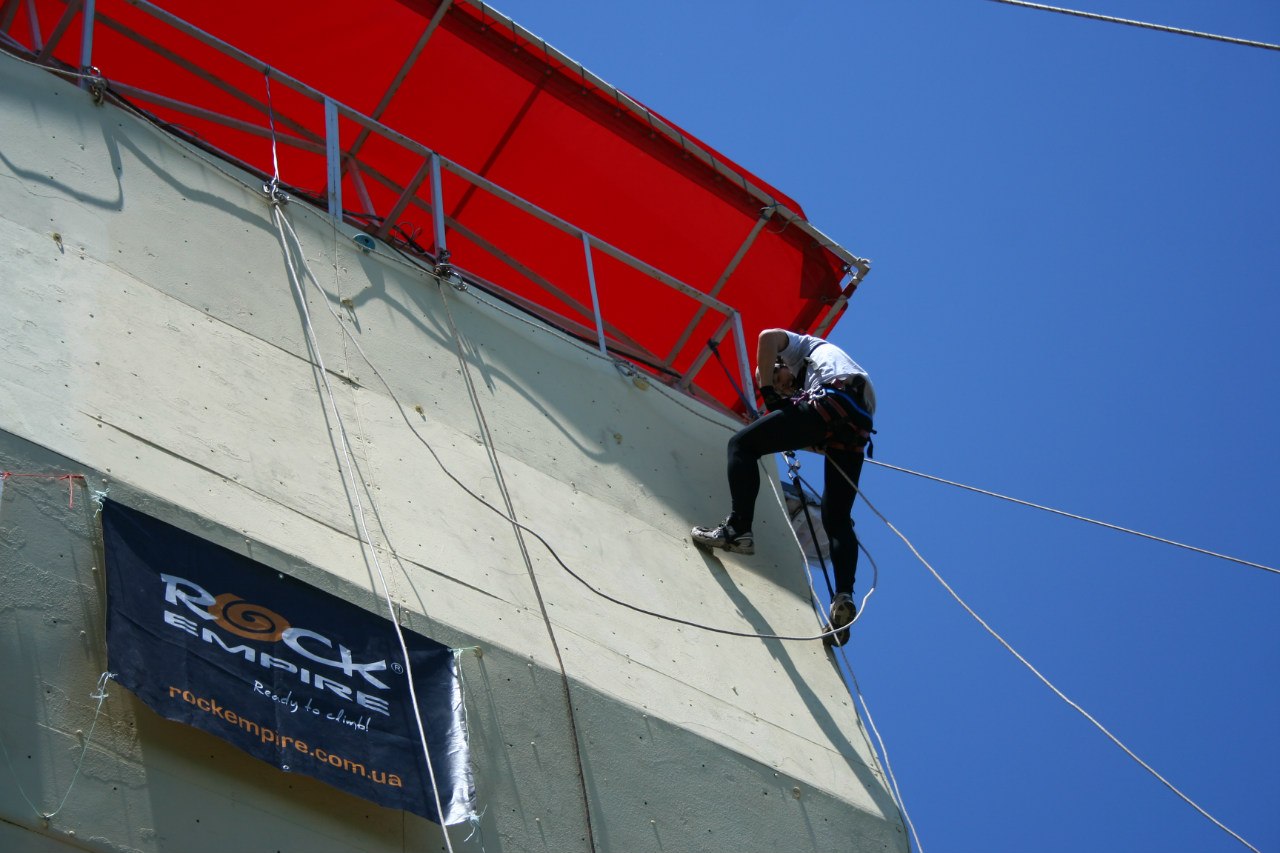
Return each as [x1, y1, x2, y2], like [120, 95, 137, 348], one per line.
[102, 500, 475, 824]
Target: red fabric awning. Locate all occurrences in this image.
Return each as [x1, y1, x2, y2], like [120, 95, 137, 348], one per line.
[10, 0, 864, 413]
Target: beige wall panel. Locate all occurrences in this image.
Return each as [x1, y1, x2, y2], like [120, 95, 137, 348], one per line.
[1, 53, 906, 852]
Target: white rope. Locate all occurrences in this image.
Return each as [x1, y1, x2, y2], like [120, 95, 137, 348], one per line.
[0, 672, 115, 821]
[867, 459, 1278, 576]
[771, 464, 877, 621]
[194, 190, 1279, 846]
[263, 69, 282, 194]
[435, 281, 599, 852]
[767, 472, 923, 852]
[842, 662, 922, 853]
[0, 484, 115, 822]
[828, 458, 1262, 853]
[270, 205, 457, 846]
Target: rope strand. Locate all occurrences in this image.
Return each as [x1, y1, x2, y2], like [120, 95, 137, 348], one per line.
[843, 658, 922, 853]
[0, 672, 116, 821]
[278, 204, 1258, 850]
[867, 459, 1277, 576]
[271, 206, 459, 844]
[827, 457, 1262, 853]
[435, 282, 600, 853]
[984, 0, 1280, 51]
[766, 472, 922, 852]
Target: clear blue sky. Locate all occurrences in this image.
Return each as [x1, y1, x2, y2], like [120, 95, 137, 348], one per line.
[492, 2, 1279, 851]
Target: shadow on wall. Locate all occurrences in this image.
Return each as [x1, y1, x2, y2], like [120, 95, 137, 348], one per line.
[0, 439, 111, 838]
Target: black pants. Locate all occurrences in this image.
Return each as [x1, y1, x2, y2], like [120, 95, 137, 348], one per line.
[726, 404, 865, 596]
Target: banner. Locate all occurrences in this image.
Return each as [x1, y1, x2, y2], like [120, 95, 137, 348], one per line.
[102, 500, 475, 824]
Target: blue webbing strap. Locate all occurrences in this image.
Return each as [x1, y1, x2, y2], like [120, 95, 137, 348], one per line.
[706, 339, 761, 419]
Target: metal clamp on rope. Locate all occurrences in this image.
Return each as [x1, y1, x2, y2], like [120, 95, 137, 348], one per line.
[612, 359, 650, 389]
[262, 177, 290, 206]
[434, 249, 461, 286]
[82, 66, 105, 105]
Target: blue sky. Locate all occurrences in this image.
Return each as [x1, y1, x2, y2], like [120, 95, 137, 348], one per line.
[491, 2, 1279, 851]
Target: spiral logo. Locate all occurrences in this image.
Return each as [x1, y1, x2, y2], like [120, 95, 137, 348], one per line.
[208, 593, 291, 642]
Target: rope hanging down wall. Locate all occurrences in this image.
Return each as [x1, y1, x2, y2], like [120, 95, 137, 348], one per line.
[271, 202, 464, 851]
[766, 468, 923, 853]
[0, 474, 111, 823]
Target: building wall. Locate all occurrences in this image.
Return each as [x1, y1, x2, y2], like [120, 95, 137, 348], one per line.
[0, 53, 906, 852]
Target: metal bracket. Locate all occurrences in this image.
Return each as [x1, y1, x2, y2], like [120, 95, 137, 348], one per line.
[82, 66, 105, 105]
[434, 248, 458, 285]
[262, 177, 290, 206]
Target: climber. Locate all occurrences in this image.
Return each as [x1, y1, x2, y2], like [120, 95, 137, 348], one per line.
[692, 329, 875, 645]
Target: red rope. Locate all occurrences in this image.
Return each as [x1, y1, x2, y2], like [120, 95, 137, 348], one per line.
[0, 473, 87, 509]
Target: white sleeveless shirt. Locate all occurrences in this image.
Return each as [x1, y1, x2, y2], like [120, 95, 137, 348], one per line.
[777, 331, 876, 415]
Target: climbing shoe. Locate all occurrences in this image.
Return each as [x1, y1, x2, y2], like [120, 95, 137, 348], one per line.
[825, 592, 856, 647]
[691, 519, 755, 555]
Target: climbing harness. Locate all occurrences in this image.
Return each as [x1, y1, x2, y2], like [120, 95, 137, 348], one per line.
[795, 376, 875, 456]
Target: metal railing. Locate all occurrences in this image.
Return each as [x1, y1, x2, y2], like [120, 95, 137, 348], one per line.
[3, 0, 868, 409]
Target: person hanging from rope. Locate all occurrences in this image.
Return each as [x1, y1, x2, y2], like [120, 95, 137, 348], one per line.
[692, 329, 876, 646]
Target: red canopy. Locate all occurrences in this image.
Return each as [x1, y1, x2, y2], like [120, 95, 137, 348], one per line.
[7, 0, 866, 413]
